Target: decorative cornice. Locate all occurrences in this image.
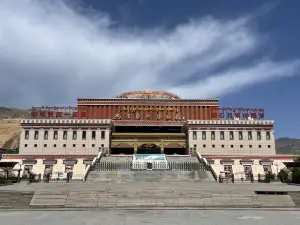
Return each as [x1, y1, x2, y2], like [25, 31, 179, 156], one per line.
[203, 155, 293, 160]
[20, 119, 111, 125]
[112, 120, 186, 126]
[187, 120, 274, 126]
[1, 154, 96, 159]
[77, 98, 219, 104]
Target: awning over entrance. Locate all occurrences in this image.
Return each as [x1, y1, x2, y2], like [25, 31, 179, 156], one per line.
[63, 158, 78, 166]
[240, 158, 254, 165]
[259, 159, 273, 165]
[220, 158, 234, 165]
[43, 159, 57, 165]
[22, 159, 37, 165]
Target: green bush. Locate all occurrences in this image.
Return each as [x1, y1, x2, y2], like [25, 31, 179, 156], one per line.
[265, 172, 275, 182]
[278, 169, 289, 182]
[291, 167, 300, 184]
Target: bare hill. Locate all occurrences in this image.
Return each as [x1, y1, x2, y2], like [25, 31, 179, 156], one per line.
[0, 120, 20, 149]
[0, 106, 30, 119]
[276, 138, 300, 154]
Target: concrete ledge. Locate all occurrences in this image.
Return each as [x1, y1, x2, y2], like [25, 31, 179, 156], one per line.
[1, 207, 300, 212]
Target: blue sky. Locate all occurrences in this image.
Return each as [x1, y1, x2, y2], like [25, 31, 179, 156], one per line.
[0, 0, 299, 138]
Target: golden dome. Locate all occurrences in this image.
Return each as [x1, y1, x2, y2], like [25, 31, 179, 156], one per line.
[117, 90, 180, 100]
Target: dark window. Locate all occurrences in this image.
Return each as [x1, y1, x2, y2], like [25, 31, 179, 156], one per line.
[268, 145, 271, 148]
[44, 144, 47, 147]
[101, 144, 104, 147]
[92, 131, 96, 140]
[231, 145, 234, 148]
[44, 130, 48, 140]
[193, 131, 197, 140]
[53, 144, 56, 147]
[73, 144, 76, 147]
[221, 145, 224, 148]
[211, 131, 215, 140]
[266, 131, 271, 140]
[203, 144, 206, 148]
[73, 131, 77, 140]
[257, 131, 261, 140]
[34, 130, 39, 140]
[101, 131, 105, 139]
[92, 144, 95, 147]
[193, 144, 197, 148]
[82, 144, 85, 147]
[239, 131, 243, 140]
[258, 145, 261, 148]
[34, 144, 37, 147]
[24, 144, 27, 147]
[212, 144, 215, 148]
[63, 131, 68, 140]
[230, 131, 234, 140]
[82, 130, 86, 140]
[248, 131, 252, 140]
[53, 130, 58, 140]
[220, 131, 225, 140]
[25, 130, 29, 140]
[202, 131, 206, 140]
[249, 145, 252, 148]
[240, 145, 243, 148]
[63, 144, 66, 147]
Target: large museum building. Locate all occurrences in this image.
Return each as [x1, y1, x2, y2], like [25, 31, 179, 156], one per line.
[0, 90, 293, 180]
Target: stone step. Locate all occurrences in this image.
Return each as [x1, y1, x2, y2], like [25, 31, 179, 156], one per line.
[0, 191, 34, 209]
[288, 192, 300, 207]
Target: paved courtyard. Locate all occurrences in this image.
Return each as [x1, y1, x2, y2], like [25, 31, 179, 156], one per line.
[0, 210, 300, 225]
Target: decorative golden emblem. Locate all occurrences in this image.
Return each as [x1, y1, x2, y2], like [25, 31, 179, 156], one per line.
[114, 112, 121, 120]
[166, 114, 171, 120]
[175, 113, 182, 121]
[126, 113, 131, 120]
[135, 111, 140, 120]
[145, 114, 151, 120]
[157, 111, 161, 120]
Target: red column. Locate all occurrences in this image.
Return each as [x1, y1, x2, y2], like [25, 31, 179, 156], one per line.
[87, 106, 92, 119]
[108, 105, 112, 119]
[102, 106, 106, 119]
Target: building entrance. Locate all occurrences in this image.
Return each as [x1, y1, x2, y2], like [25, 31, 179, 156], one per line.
[137, 148, 161, 154]
[137, 144, 161, 154]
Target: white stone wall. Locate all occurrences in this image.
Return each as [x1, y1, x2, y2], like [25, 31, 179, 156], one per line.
[0, 158, 89, 180]
[188, 120, 276, 156]
[19, 119, 111, 155]
[210, 158, 290, 180]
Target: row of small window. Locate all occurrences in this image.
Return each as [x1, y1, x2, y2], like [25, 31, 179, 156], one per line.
[193, 144, 271, 148]
[25, 130, 105, 140]
[24, 144, 104, 148]
[192, 131, 271, 141]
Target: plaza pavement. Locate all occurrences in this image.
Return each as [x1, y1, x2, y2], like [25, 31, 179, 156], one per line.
[1, 210, 300, 225]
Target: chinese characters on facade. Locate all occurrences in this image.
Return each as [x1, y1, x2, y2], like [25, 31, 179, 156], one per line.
[30, 106, 86, 118]
[211, 107, 265, 120]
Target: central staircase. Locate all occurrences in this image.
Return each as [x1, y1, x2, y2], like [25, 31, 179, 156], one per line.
[87, 155, 215, 183]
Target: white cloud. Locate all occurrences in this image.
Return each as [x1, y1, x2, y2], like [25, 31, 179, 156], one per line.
[0, 0, 299, 108]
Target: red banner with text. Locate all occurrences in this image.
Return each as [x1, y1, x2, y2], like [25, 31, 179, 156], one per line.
[211, 107, 265, 120]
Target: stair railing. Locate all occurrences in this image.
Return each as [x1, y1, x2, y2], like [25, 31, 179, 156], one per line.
[83, 150, 102, 181]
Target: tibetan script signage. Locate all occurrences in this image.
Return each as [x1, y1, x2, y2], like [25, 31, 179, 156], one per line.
[211, 107, 265, 120]
[30, 106, 86, 119]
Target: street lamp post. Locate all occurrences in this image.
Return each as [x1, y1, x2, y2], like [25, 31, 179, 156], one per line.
[275, 162, 279, 174]
[17, 162, 22, 183]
